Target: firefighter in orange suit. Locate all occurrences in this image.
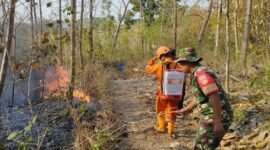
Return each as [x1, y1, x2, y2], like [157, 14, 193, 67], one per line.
[145, 46, 183, 138]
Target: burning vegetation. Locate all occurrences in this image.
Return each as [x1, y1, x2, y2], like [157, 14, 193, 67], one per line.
[43, 65, 91, 102]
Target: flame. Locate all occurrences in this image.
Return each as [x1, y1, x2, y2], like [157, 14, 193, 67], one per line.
[73, 90, 91, 102]
[42, 65, 91, 102]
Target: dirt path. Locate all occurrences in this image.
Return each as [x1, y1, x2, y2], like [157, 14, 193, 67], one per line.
[111, 77, 196, 150]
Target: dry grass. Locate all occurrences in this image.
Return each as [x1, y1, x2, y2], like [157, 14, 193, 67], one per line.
[71, 107, 125, 150]
[78, 62, 117, 100]
[71, 62, 125, 150]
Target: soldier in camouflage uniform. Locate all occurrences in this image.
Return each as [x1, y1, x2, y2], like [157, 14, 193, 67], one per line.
[175, 48, 233, 150]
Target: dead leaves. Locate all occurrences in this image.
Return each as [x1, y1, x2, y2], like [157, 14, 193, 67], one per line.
[221, 131, 270, 149]
[255, 140, 268, 148]
[40, 32, 50, 44]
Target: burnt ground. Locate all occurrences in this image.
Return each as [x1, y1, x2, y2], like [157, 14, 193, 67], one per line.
[0, 99, 75, 149]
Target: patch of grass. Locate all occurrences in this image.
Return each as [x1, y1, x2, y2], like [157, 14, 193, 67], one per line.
[90, 130, 117, 150]
[261, 120, 270, 130]
[233, 109, 245, 124]
[263, 65, 270, 85]
[79, 104, 88, 114]
[79, 62, 117, 100]
[248, 65, 270, 87]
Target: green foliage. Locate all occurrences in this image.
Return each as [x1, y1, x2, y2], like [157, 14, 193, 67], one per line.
[7, 116, 37, 150]
[124, 10, 136, 29]
[261, 120, 270, 130]
[90, 130, 116, 150]
[130, 0, 180, 26]
[249, 75, 261, 87]
[63, 6, 74, 16]
[249, 65, 270, 87]
[263, 65, 270, 85]
[79, 104, 88, 114]
[130, 0, 160, 25]
[234, 110, 245, 124]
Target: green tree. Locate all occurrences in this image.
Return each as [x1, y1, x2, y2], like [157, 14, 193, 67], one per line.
[124, 10, 135, 29]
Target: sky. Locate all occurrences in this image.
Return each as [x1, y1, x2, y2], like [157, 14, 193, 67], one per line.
[1, 0, 207, 22]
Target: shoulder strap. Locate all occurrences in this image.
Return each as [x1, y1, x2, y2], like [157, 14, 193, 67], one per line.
[161, 62, 172, 94]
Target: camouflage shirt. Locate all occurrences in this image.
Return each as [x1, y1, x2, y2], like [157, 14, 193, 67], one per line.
[191, 66, 233, 124]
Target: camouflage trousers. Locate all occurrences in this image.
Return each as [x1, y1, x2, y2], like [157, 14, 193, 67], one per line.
[193, 117, 232, 150]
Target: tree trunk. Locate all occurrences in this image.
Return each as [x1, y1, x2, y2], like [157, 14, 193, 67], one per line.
[33, 0, 38, 36]
[173, 0, 177, 49]
[0, 0, 7, 43]
[10, 39, 16, 112]
[0, 0, 16, 98]
[140, 0, 145, 58]
[233, 0, 239, 53]
[112, 0, 130, 55]
[266, 0, 270, 60]
[68, 0, 76, 100]
[225, 0, 230, 93]
[59, 0, 63, 64]
[27, 0, 35, 113]
[79, 0, 85, 69]
[27, 65, 33, 113]
[241, 0, 252, 71]
[198, 0, 213, 44]
[214, 0, 222, 59]
[30, 0, 34, 41]
[39, 0, 44, 99]
[10, 25, 19, 112]
[89, 0, 94, 59]
[39, 0, 43, 33]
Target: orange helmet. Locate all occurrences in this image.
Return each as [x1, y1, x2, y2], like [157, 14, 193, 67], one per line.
[156, 46, 171, 59]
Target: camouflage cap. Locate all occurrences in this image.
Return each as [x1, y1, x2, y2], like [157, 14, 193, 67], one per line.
[174, 47, 202, 63]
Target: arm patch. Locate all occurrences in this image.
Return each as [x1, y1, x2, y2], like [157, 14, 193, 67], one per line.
[196, 71, 218, 96]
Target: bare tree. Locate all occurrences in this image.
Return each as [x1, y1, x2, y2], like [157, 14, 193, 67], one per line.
[198, 0, 213, 44]
[173, 0, 177, 49]
[33, 0, 38, 36]
[68, 0, 76, 99]
[0, 0, 16, 97]
[266, 0, 270, 60]
[140, 0, 145, 58]
[39, 0, 43, 32]
[225, 0, 230, 93]
[241, 0, 252, 71]
[30, 0, 34, 41]
[79, 0, 85, 68]
[27, 0, 36, 113]
[59, 0, 63, 63]
[89, 0, 94, 59]
[11, 19, 24, 111]
[112, 0, 130, 54]
[0, 0, 8, 43]
[214, 0, 222, 59]
[233, 0, 239, 53]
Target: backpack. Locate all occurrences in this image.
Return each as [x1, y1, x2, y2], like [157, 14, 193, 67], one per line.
[160, 62, 185, 101]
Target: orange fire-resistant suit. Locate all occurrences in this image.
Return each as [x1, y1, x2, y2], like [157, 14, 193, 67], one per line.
[145, 57, 182, 136]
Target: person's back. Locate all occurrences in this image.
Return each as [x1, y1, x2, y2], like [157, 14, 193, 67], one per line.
[145, 46, 183, 138]
[145, 57, 177, 91]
